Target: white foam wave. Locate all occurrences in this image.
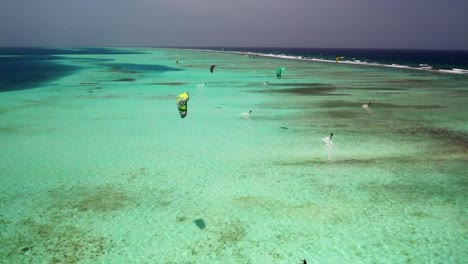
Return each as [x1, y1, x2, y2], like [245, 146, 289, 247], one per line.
[388, 63, 412, 69]
[185, 48, 468, 75]
[438, 68, 468, 74]
[418, 65, 433, 70]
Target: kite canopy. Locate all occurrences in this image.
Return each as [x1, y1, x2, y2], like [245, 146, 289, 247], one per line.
[335, 56, 344, 63]
[176, 91, 190, 118]
[210, 64, 216, 73]
[276, 67, 286, 79]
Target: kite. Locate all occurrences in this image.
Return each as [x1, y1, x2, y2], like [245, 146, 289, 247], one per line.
[276, 67, 286, 79]
[335, 56, 344, 63]
[176, 91, 190, 118]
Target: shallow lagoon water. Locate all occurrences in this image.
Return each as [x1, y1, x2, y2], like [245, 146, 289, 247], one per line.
[0, 48, 467, 263]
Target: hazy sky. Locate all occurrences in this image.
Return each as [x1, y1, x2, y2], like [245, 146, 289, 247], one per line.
[1, 0, 467, 49]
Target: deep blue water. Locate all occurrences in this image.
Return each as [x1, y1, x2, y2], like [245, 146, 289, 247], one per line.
[0, 47, 144, 92]
[0, 47, 144, 56]
[199, 47, 468, 72]
[0, 53, 77, 92]
[2, 47, 467, 93]
[0, 48, 173, 92]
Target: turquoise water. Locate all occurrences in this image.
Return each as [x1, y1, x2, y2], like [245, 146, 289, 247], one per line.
[0, 48, 467, 263]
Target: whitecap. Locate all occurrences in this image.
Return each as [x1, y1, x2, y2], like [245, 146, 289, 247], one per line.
[188, 48, 468, 75]
[438, 68, 468, 74]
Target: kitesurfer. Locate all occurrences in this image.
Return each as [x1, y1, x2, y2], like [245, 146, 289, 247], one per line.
[362, 102, 371, 110]
[323, 133, 333, 145]
[241, 110, 252, 120]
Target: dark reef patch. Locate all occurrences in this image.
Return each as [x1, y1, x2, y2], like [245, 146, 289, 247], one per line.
[176, 216, 189, 222]
[275, 156, 415, 167]
[273, 153, 464, 172]
[320, 100, 364, 108]
[275, 155, 468, 168]
[269, 82, 336, 88]
[325, 110, 360, 119]
[377, 92, 405, 95]
[384, 79, 436, 85]
[0, 123, 56, 135]
[218, 224, 246, 244]
[113, 78, 135, 82]
[345, 87, 409, 91]
[103, 63, 182, 74]
[0, 218, 109, 263]
[108, 66, 137, 74]
[97, 94, 122, 99]
[357, 180, 464, 205]
[447, 90, 468, 97]
[398, 126, 468, 151]
[256, 83, 348, 96]
[150, 82, 188, 86]
[48, 184, 134, 213]
[373, 103, 444, 109]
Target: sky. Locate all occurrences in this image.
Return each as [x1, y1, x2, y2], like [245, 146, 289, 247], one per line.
[1, 0, 467, 50]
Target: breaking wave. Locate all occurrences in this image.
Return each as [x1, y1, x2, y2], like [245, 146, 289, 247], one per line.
[187, 48, 468, 75]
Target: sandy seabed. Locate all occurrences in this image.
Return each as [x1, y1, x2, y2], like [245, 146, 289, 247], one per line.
[0, 48, 467, 263]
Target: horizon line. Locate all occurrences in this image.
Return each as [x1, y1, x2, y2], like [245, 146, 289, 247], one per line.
[0, 45, 467, 52]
